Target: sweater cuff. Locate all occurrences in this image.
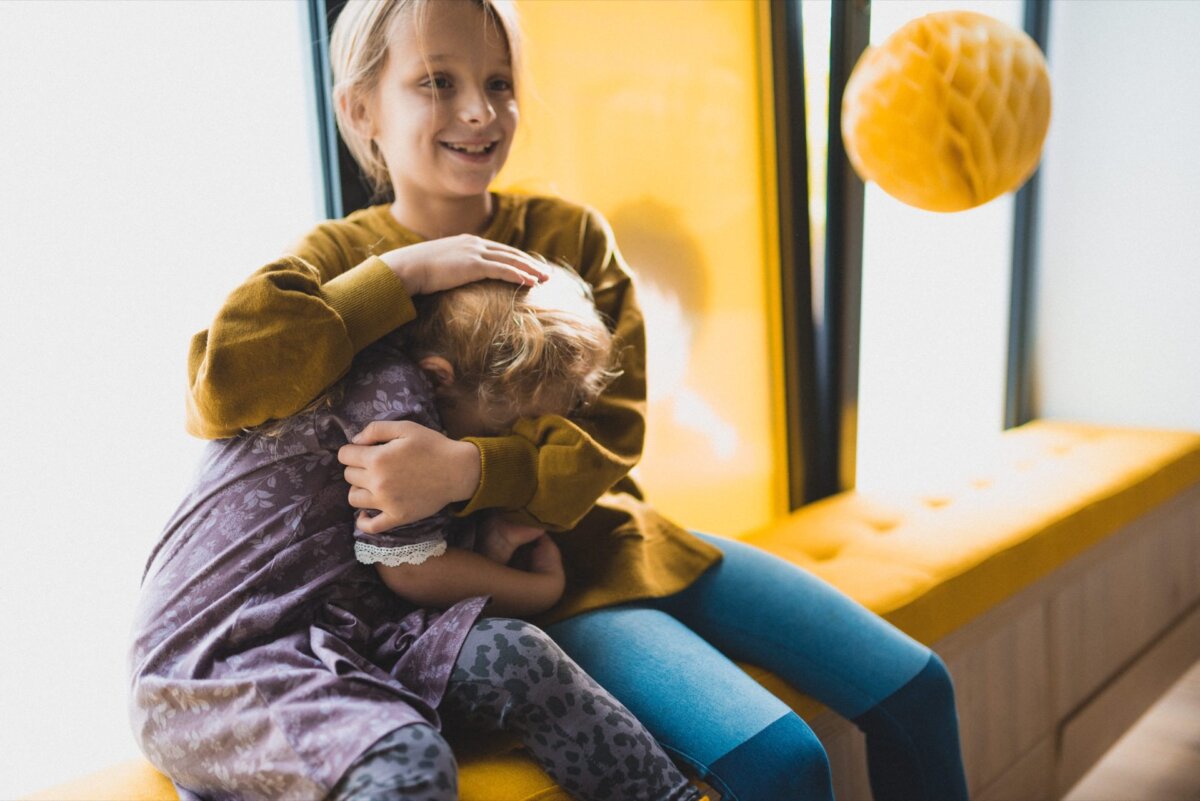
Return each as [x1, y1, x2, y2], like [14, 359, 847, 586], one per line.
[457, 435, 538, 516]
[321, 256, 416, 353]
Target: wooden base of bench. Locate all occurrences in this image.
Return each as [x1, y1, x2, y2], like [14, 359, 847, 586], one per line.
[799, 482, 1200, 800]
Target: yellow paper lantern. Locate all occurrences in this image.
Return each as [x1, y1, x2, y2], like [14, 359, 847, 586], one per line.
[842, 11, 1052, 212]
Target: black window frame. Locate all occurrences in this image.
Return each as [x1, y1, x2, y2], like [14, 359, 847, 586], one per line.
[308, 0, 378, 218]
[1005, 0, 1051, 430]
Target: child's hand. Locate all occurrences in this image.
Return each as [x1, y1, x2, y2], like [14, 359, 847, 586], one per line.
[480, 518, 546, 564]
[527, 535, 566, 607]
[380, 235, 549, 296]
[339, 420, 481, 531]
[528, 535, 564, 577]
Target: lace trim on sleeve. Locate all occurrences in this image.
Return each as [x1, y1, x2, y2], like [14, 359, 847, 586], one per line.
[355, 539, 447, 567]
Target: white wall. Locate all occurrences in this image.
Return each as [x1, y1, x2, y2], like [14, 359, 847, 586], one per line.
[0, 2, 322, 796]
[1034, 0, 1200, 429]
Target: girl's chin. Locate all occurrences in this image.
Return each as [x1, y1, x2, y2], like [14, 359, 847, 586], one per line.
[405, 166, 503, 201]
[441, 176, 500, 199]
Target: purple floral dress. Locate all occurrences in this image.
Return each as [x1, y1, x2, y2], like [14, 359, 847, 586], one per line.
[128, 331, 488, 801]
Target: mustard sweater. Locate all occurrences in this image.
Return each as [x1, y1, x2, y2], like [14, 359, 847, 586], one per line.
[186, 193, 721, 622]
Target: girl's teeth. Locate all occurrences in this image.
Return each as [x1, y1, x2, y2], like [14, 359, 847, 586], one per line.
[446, 143, 491, 154]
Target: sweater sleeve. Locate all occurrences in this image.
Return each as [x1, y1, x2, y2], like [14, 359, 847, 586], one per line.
[457, 206, 648, 531]
[185, 224, 416, 439]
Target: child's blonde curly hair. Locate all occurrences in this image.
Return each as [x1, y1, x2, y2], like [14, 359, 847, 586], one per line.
[408, 262, 619, 420]
[254, 262, 617, 438]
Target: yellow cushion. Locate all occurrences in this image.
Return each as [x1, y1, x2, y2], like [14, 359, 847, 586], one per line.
[22, 760, 177, 801]
[28, 421, 1200, 799]
[24, 751, 567, 801]
[737, 420, 1200, 717]
[458, 750, 572, 801]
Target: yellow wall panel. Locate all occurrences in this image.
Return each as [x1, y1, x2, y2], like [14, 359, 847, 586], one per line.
[500, 0, 785, 536]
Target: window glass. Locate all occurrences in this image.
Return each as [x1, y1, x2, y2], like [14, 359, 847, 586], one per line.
[0, 2, 321, 794]
[855, 0, 1022, 491]
[802, 0, 832, 330]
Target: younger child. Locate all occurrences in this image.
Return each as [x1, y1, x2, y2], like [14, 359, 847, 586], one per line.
[128, 267, 703, 801]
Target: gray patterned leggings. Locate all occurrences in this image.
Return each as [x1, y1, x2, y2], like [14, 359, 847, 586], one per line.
[328, 618, 701, 801]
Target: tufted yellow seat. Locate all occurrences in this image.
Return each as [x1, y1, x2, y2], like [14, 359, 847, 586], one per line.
[23, 747, 574, 801]
[738, 420, 1200, 713]
[27, 420, 1200, 800]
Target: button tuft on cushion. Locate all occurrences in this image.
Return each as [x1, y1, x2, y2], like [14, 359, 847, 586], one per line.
[812, 547, 844, 562]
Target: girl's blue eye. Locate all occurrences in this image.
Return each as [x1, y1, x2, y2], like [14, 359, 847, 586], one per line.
[488, 78, 514, 92]
[422, 75, 452, 90]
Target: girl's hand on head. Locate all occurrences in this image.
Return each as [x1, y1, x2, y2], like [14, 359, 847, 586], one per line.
[380, 235, 549, 296]
[338, 420, 482, 532]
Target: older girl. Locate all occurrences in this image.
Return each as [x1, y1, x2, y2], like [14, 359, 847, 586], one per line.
[184, 1, 970, 798]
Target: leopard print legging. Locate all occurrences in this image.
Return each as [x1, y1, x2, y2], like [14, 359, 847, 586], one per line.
[328, 619, 702, 801]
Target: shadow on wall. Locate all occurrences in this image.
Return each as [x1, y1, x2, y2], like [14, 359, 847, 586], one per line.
[609, 199, 738, 460]
[609, 198, 710, 321]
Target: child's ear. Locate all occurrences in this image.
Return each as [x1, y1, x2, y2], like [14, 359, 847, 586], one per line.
[336, 87, 377, 140]
[418, 356, 457, 390]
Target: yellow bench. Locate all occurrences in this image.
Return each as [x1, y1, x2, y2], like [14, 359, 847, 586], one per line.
[28, 421, 1200, 801]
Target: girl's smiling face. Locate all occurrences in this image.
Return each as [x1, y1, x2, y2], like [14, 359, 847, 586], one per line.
[367, 1, 518, 208]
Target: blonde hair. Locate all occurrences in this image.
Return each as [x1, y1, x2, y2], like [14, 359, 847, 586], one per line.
[407, 263, 619, 419]
[253, 263, 616, 438]
[329, 0, 524, 200]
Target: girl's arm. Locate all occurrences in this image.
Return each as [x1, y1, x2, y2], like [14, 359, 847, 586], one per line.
[187, 237, 408, 439]
[461, 210, 647, 529]
[377, 536, 565, 618]
[344, 205, 647, 533]
[187, 227, 548, 439]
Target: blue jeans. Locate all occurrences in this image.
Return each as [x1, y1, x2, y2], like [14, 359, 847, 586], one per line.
[547, 533, 970, 801]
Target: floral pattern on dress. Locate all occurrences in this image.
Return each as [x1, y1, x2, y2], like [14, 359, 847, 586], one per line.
[129, 331, 488, 801]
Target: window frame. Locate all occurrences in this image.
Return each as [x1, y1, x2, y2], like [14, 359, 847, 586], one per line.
[1005, 0, 1051, 430]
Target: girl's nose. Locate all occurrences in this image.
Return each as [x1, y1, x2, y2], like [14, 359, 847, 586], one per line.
[458, 87, 497, 127]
